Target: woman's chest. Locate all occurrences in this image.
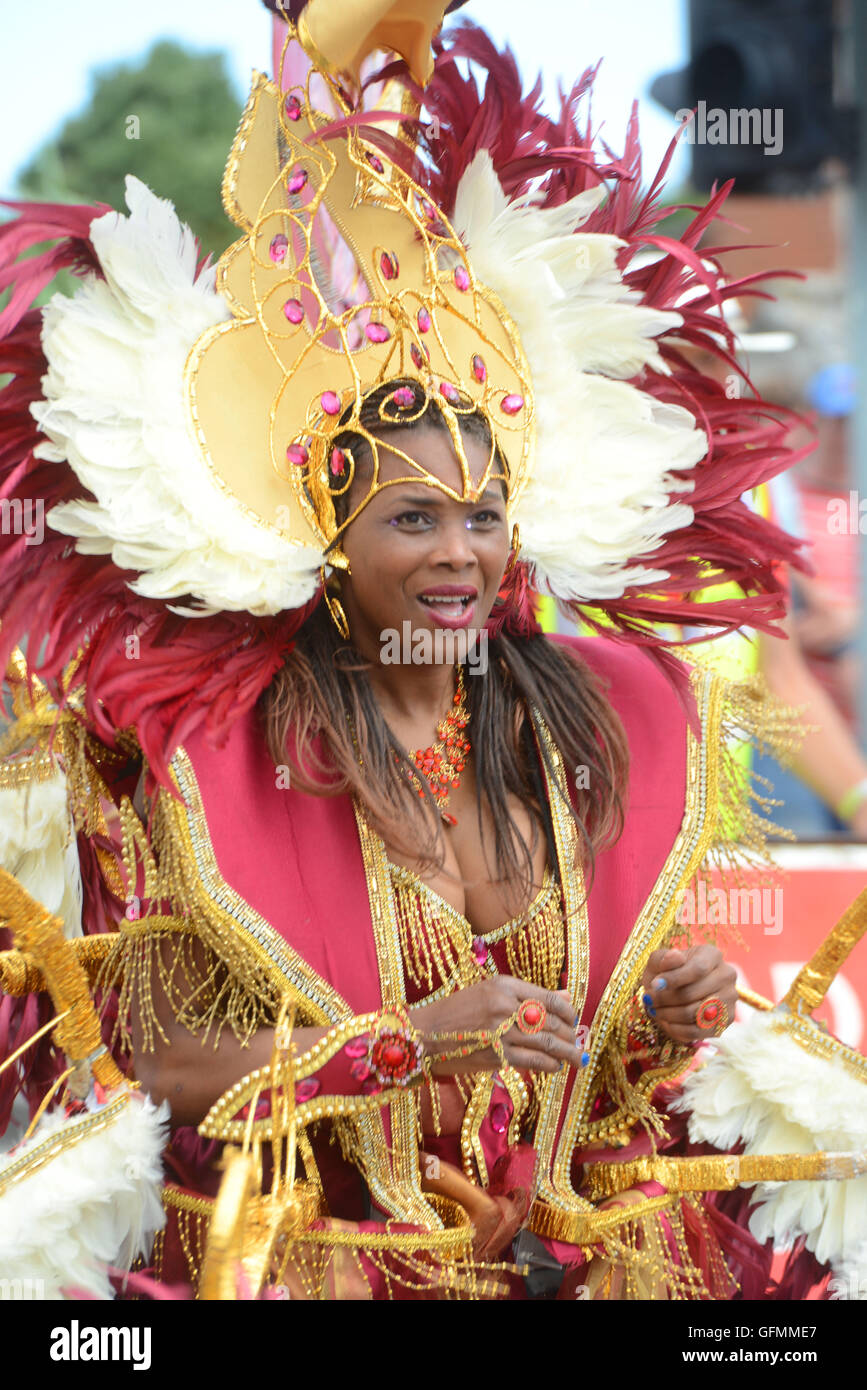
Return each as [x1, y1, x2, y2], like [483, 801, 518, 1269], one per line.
[384, 766, 550, 938]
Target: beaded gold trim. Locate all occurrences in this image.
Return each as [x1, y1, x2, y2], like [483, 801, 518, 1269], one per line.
[528, 671, 718, 1238]
[0, 1094, 130, 1196]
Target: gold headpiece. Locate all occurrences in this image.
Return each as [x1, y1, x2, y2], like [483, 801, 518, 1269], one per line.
[186, 7, 534, 562]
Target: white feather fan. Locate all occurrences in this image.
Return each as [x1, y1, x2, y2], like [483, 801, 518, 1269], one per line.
[453, 151, 706, 602]
[675, 1008, 867, 1299]
[32, 176, 322, 617]
[0, 1090, 169, 1300]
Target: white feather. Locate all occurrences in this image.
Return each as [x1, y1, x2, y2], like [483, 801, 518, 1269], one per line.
[32, 176, 322, 617]
[453, 151, 706, 602]
[674, 1008, 867, 1297]
[0, 764, 82, 938]
[0, 1090, 169, 1300]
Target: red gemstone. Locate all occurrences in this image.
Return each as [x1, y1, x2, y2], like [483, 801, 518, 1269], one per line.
[410, 343, 428, 369]
[501, 394, 525, 415]
[344, 1037, 368, 1058]
[442, 811, 457, 826]
[269, 233, 289, 263]
[471, 354, 487, 383]
[349, 1059, 371, 1081]
[490, 1102, 511, 1134]
[439, 381, 461, 405]
[454, 265, 471, 292]
[382, 1042, 409, 1068]
[283, 298, 304, 324]
[288, 167, 308, 194]
[295, 1077, 320, 1101]
[320, 390, 341, 416]
[365, 321, 391, 343]
[392, 385, 415, 408]
[522, 1003, 542, 1026]
[284, 94, 302, 122]
[417, 306, 431, 333]
[362, 1078, 383, 1095]
[286, 443, 308, 466]
[366, 151, 385, 174]
[380, 251, 399, 281]
[330, 447, 347, 476]
[471, 936, 488, 966]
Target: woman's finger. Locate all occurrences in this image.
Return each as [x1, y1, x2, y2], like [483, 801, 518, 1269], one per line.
[654, 964, 737, 1014]
[504, 1026, 586, 1071]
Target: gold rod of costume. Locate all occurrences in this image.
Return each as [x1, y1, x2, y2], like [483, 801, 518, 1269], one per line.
[783, 886, 867, 1016]
[584, 1149, 867, 1199]
[0, 868, 123, 1090]
[736, 983, 774, 1011]
[0, 933, 120, 997]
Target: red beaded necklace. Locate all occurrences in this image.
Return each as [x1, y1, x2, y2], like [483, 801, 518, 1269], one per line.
[405, 665, 471, 826]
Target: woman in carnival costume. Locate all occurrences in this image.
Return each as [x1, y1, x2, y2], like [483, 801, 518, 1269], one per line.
[0, 0, 863, 1301]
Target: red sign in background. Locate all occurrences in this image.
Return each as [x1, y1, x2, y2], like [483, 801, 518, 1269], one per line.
[714, 845, 867, 1051]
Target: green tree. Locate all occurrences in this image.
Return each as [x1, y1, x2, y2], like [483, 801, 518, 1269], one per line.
[16, 40, 244, 258]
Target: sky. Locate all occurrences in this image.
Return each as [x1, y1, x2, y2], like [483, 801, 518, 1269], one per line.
[0, 0, 689, 198]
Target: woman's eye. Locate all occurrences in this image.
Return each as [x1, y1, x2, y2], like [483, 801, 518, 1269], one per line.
[390, 511, 431, 527]
[468, 510, 502, 526]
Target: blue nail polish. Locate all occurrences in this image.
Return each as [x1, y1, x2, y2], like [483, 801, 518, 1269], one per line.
[580, 1051, 590, 1067]
[656, 977, 667, 991]
[642, 991, 656, 1018]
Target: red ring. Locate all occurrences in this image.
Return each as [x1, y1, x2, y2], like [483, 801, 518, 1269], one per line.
[516, 1000, 547, 1035]
[695, 997, 728, 1032]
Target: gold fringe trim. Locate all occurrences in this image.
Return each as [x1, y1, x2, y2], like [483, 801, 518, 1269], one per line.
[674, 669, 803, 952]
[581, 1194, 736, 1301]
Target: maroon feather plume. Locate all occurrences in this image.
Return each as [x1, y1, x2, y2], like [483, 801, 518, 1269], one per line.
[380, 23, 813, 679]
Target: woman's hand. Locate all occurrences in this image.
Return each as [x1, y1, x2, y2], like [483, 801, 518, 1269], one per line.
[641, 944, 737, 1045]
[410, 976, 586, 1075]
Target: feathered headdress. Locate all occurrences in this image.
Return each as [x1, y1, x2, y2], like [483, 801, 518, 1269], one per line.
[0, 0, 808, 787]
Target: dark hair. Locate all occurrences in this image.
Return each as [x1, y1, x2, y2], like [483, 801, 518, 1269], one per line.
[260, 382, 628, 908]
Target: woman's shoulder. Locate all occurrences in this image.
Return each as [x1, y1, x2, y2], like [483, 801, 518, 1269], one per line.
[542, 632, 698, 733]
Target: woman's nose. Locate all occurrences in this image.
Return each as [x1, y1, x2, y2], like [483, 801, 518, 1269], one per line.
[430, 519, 478, 567]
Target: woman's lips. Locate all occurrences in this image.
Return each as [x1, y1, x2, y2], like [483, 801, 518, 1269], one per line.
[416, 594, 478, 629]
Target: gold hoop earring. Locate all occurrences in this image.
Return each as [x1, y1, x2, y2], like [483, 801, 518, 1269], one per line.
[505, 522, 521, 573]
[321, 566, 350, 640]
[328, 547, 352, 576]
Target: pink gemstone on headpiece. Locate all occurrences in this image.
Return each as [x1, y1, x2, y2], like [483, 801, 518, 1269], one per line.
[269, 234, 289, 263]
[392, 386, 415, 409]
[344, 1037, 368, 1059]
[417, 306, 431, 333]
[471, 354, 487, 383]
[490, 1102, 511, 1134]
[501, 394, 525, 415]
[365, 322, 391, 343]
[283, 298, 304, 324]
[295, 1077, 320, 1102]
[321, 390, 342, 416]
[380, 251, 399, 281]
[471, 936, 488, 967]
[410, 343, 428, 370]
[286, 443, 309, 466]
[284, 94, 302, 121]
[288, 167, 308, 194]
[454, 265, 471, 292]
[439, 381, 461, 405]
[366, 151, 385, 174]
[330, 447, 347, 476]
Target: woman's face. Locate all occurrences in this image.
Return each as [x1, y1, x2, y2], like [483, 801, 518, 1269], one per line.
[337, 423, 510, 659]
